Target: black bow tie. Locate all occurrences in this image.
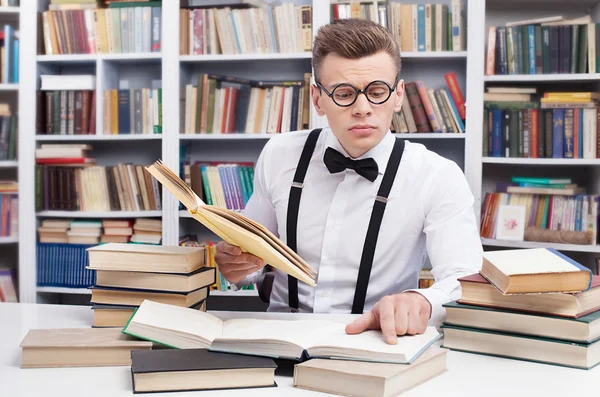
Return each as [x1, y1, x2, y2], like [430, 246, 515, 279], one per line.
[323, 147, 379, 182]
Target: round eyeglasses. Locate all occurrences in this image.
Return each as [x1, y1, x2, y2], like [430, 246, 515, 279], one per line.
[315, 77, 399, 107]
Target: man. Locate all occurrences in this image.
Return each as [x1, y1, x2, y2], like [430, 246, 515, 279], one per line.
[214, 19, 483, 344]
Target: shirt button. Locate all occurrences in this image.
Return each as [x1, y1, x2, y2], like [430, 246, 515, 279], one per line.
[320, 291, 330, 298]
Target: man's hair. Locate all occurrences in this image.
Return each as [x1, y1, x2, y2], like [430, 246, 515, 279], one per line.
[312, 19, 402, 82]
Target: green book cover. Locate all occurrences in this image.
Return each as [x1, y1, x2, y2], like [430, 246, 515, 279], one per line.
[511, 176, 572, 184]
[109, 1, 162, 8]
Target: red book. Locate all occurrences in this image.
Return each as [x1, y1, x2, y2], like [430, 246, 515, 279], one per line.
[444, 72, 466, 120]
[530, 109, 538, 158]
[35, 157, 93, 165]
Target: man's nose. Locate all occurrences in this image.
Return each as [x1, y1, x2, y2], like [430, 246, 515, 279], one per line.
[351, 93, 373, 117]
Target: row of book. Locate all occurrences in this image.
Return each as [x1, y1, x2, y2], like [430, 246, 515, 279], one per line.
[38, 218, 162, 245]
[181, 73, 311, 135]
[0, 113, 17, 161]
[418, 268, 433, 289]
[0, 25, 18, 83]
[41, 3, 162, 55]
[480, 177, 598, 243]
[333, 1, 466, 52]
[36, 242, 96, 288]
[182, 162, 254, 212]
[179, 236, 255, 292]
[483, 90, 600, 158]
[0, 267, 17, 302]
[443, 248, 600, 369]
[396, 75, 465, 134]
[36, 90, 97, 135]
[179, 4, 312, 55]
[486, 15, 599, 75]
[0, 191, 17, 237]
[103, 88, 162, 135]
[88, 243, 214, 327]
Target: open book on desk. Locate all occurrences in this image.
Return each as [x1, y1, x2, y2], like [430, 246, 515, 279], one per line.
[122, 300, 442, 364]
[145, 160, 316, 287]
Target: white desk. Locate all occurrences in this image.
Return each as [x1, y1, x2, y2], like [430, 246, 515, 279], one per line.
[1, 303, 599, 397]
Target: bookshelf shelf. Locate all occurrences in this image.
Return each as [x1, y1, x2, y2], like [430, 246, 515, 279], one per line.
[0, 6, 19, 14]
[481, 238, 600, 253]
[36, 287, 91, 295]
[37, 53, 163, 63]
[100, 53, 162, 62]
[482, 158, 600, 165]
[180, 134, 274, 140]
[179, 210, 192, 218]
[180, 52, 312, 62]
[210, 289, 259, 297]
[0, 160, 17, 168]
[0, 236, 17, 244]
[36, 54, 97, 64]
[484, 74, 600, 83]
[36, 135, 163, 141]
[396, 133, 466, 139]
[0, 83, 18, 91]
[36, 211, 163, 218]
[400, 51, 468, 59]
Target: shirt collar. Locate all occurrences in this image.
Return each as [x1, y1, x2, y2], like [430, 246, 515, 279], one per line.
[323, 128, 396, 176]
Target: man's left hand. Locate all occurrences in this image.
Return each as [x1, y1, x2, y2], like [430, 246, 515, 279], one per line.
[345, 292, 432, 345]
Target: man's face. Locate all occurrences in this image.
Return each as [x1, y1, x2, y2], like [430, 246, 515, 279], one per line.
[311, 51, 405, 158]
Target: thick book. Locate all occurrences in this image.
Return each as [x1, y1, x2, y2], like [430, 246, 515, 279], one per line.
[145, 160, 317, 287]
[122, 300, 441, 364]
[95, 266, 216, 292]
[458, 273, 600, 318]
[93, 300, 207, 328]
[130, 348, 277, 393]
[441, 324, 600, 370]
[293, 346, 447, 397]
[443, 302, 600, 343]
[90, 285, 208, 307]
[480, 248, 593, 294]
[20, 328, 152, 368]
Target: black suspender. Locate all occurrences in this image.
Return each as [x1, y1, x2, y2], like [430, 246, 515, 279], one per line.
[286, 130, 405, 314]
[351, 138, 404, 314]
[287, 128, 322, 311]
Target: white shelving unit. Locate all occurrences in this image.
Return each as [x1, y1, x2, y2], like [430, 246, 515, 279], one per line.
[473, 0, 600, 272]
[36, 211, 163, 219]
[0, 160, 18, 168]
[17, 0, 478, 303]
[36, 287, 90, 295]
[0, 236, 18, 244]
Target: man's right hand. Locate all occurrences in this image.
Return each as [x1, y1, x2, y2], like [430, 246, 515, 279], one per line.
[214, 241, 266, 283]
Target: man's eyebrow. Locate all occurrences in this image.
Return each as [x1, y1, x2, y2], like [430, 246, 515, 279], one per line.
[326, 79, 395, 89]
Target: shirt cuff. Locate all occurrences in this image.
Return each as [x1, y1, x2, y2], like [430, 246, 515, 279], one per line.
[403, 287, 451, 328]
[230, 269, 264, 291]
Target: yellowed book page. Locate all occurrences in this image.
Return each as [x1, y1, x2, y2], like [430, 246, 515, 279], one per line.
[483, 248, 581, 276]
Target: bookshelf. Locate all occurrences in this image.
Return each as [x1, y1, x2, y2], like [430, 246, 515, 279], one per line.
[16, 0, 479, 304]
[474, 0, 600, 272]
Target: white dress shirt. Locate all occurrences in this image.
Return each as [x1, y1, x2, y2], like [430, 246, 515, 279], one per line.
[237, 128, 483, 326]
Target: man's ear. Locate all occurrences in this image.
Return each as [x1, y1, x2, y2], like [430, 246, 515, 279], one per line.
[392, 79, 405, 113]
[311, 84, 326, 117]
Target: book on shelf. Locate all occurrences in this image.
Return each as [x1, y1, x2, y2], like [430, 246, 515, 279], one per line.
[103, 87, 162, 135]
[0, 267, 17, 302]
[41, 3, 161, 55]
[392, 75, 465, 134]
[37, 242, 96, 288]
[182, 161, 254, 211]
[483, 89, 600, 159]
[479, 180, 599, 244]
[293, 345, 448, 397]
[179, 4, 312, 55]
[36, 89, 96, 135]
[146, 159, 317, 286]
[0, 110, 18, 161]
[480, 247, 593, 294]
[486, 16, 598, 76]
[181, 73, 311, 134]
[123, 300, 442, 364]
[0, 190, 17, 238]
[130, 348, 277, 393]
[0, 24, 19, 84]
[332, 0, 466, 52]
[20, 328, 152, 368]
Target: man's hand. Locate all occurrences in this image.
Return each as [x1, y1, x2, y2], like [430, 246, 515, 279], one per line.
[214, 241, 266, 284]
[345, 292, 432, 344]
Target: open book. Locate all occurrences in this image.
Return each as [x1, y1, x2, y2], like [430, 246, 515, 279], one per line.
[122, 300, 442, 364]
[145, 160, 316, 286]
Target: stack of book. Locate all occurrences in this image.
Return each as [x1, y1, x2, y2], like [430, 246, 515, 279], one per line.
[41, 0, 161, 55]
[180, 4, 312, 55]
[67, 220, 102, 244]
[87, 243, 216, 328]
[38, 218, 148, 244]
[181, 73, 311, 135]
[101, 219, 133, 243]
[442, 248, 600, 369]
[181, 161, 254, 211]
[480, 176, 598, 244]
[392, 74, 465, 134]
[484, 88, 600, 159]
[130, 218, 161, 245]
[485, 15, 596, 75]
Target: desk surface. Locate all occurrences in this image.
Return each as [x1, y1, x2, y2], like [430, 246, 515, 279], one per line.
[1, 303, 599, 397]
